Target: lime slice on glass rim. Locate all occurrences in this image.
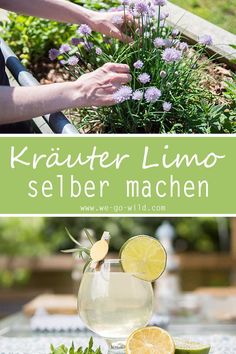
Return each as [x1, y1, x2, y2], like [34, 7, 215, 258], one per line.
[119, 235, 167, 281]
[174, 338, 211, 354]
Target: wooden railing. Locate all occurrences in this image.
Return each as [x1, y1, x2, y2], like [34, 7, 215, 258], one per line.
[0, 253, 235, 271]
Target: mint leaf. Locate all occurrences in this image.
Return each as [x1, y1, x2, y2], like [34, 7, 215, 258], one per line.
[49, 338, 103, 354]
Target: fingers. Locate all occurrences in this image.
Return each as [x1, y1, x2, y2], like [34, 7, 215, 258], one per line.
[98, 78, 130, 95]
[111, 73, 132, 85]
[107, 24, 133, 43]
[115, 12, 136, 43]
[124, 12, 133, 23]
[120, 32, 133, 43]
[98, 95, 117, 107]
[104, 86, 118, 94]
[112, 11, 134, 26]
[112, 23, 133, 43]
[103, 62, 130, 74]
[108, 25, 125, 41]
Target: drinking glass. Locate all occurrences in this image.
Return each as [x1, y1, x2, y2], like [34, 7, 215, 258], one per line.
[78, 259, 153, 352]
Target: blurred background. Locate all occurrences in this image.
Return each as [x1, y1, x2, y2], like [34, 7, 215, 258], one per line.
[0, 217, 236, 324]
[1, 0, 235, 72]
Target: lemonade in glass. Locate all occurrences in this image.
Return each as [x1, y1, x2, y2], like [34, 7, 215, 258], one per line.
[77, 235, 167, 352]
[78, 259, 153, 351]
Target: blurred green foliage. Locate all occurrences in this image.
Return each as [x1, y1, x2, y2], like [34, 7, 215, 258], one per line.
[46, 217, 229, 253]
[0, 0, 118, 67]
[0, 217, 64, 256]
[0, 217, 64, 287]
[1, 15, 77, 67]
[0, 217, 229, 256]
[171, 0, 236, 35]
[0, 217, 230, 288]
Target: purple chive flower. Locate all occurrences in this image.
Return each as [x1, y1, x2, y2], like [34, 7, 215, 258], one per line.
[164, 39, 173, 48]
[178, 41, 189, 52]
[120, 0, 129, 4]
[148, 6, 156, 17]
[132, 90, 143, 101]
[133, 60, 144, 69]
[77, 24, 92, 36]
[67, 55, 79, 66]
[199, 34, 213, 46]
[172, 29, 179, 38]
[160, 20, 165, 28]
[160, 11, 169, 20]
[95, 47, 103, 55]
[71, 37, 83, 46]
[113, 86, 133, 103]
[60, 59, 67, 65]
[145, 87, 162, 103]
[135, 1, 149, 14]
[59, 44, 71, 54]
[162, 48, 182, 63]
[154, 37, 165, 48]
[153, 0, 167, 6]
[160, 70, 167, 78]
[163, 102, 172, 111]
[112, 15, 124, 25]
[83, 42, 94, 51]
[138, 73, 151, 84]
[49, 48, 59, 61]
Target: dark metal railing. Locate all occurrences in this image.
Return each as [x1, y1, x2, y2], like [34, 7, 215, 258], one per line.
[0, 38, 79, 134]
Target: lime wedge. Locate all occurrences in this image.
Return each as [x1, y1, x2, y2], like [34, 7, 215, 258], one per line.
[174, 338, 211, 354]
[120, 235, 167, 281]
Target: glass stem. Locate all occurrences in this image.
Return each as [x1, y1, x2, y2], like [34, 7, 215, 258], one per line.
[106, 339, 126, 353]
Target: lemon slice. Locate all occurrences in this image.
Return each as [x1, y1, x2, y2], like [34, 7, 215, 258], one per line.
[126, 327, 175, 354]
[174, 338, 211, 354]
[120, 235, 167, 281]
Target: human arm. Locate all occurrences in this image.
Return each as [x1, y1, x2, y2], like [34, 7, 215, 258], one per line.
[0, 63, 131, 124]
[0, 0, 132, 41]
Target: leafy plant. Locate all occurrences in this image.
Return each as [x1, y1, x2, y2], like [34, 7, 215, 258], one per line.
[0, 0, 119, 67]
[61, 228, 94, 272]
[224, 74, 236, 103]
[202, 75, 236, 133]
[1, 14, 77, 66]
[49, 338, 103, 354]
[51, 0, 235, 133]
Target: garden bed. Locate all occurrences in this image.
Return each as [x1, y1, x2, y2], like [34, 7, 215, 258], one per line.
[36, 55, 234, 134]
[1, 1, 236, 134]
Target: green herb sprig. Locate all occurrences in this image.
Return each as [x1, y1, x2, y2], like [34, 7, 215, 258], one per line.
[61, 228, 94, 256]
[49, 337, 103, 354]
[61, 228, 94, 272]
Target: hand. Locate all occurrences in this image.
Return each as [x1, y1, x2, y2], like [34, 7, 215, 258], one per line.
[88, 11, 134, 42]
[73, 63, 131, 107]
